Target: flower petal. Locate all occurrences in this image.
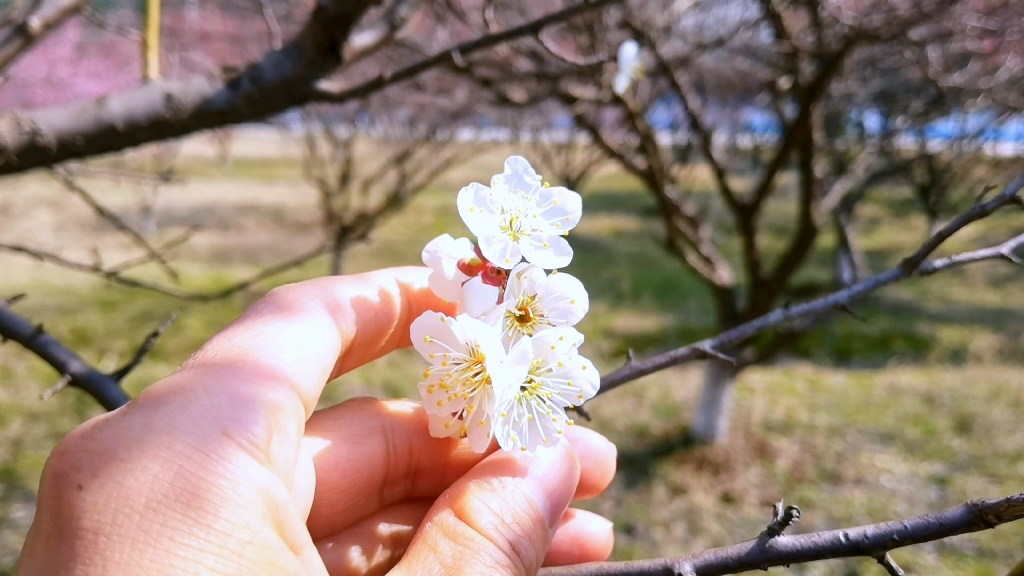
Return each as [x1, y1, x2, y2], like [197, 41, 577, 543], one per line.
[427, 413, 462, 439]
[492, 155, 542, 193]
[547, 353, 600, 408]
[419, 373, 468, 416]
[532, 327, 585, 366]
[536, 186, 583, 232]
[465, 392, 495, 453]
[457, 314, 507, 363]
[479, 232, 523, 269]
[457, 182, 499, 238]
[520, 235, 573, 269]
[613, 71, 631, 96]
[505, 263, 546, 297]
[539, 271, 589, 326]
[461, 276, 501, 318]
[618, 39, 639, 66]
[410, 311, 466, 363]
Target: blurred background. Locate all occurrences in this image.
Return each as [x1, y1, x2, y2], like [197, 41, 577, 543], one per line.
[1, 0, 1023, 573]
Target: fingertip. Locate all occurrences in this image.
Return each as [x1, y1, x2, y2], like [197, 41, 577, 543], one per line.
[394, 438, 581, 576]
[564, 425, 617, 500]
[544, 508, 615, 566]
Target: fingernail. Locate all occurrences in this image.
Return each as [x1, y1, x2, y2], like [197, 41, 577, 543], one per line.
[517, 443, 580, 528]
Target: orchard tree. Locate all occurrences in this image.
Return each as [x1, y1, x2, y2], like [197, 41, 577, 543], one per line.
[453, 0, 1024, 443]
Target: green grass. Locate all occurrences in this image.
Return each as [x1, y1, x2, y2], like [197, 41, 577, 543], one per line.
[1, 143, 1023, 574]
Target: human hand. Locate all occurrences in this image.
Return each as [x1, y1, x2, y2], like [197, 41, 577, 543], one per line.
[18, 267, 617, 576]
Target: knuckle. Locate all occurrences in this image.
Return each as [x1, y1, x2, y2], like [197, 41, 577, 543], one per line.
[445, 477, 549, 576]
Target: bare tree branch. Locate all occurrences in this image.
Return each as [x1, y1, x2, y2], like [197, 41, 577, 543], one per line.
[312, 0, 621, 102]
[597, 174, 1024, 394]
[51, 168, 180, 283]
[0, 0, 621, 175]
[109, 312, 178, 381]
[0, 0, 376, 174]
[540, 492, 1024, 576]
[916, 232, 1024, 274]
[0, 295, 138, 410]
[0, 240, 330, 301]
[0, 0, 87, 72]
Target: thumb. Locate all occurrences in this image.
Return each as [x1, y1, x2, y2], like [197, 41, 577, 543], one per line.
[392, 441, 581, 576]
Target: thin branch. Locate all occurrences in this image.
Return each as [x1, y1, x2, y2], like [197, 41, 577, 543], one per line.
[540, 492, 1024, 576]
[313, 0, 622, 102]
[40, 373, 71, 401]
[876, 553, 905, 576]
[107, 229, 194, 273]
[51, 168, 180, 283]
[257, 0, 283, 50]
[109, 312, 178, 381]
[597, 174, 1024, 394]
[0, 241, 330, 301]
[0, 297, 129, 410]
[916, 232, 1024, 275]
[0, 0, 87, 71]
[341, 0, 419, 64]
[763, 500, 801, 538]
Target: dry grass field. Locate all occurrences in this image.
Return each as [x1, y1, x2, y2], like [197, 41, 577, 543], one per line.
[1, 130, 1022, 574]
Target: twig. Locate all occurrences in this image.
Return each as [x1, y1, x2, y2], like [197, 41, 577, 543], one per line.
[0, 241, 330, 301]
[107, 229, 194, 273]
[763, 500, 801, 538]
[0, 296, 180, 408]
[0, 0, 88, 70]
[916, 232, 1024, 275]
[539, 492, 1024, 576]
[51, 168, 180, 283]
[698, 347, 735, 365]
[876, 553, 905, 576]
[0, 298, 129, 410]
[313, 0, 622, 101]
[833, 303, 866, 322]
[596, 174, 1024, 395]
[40, 374, 71, 401]
[109, 312, 178, 381]
[257, 0, 283, 50]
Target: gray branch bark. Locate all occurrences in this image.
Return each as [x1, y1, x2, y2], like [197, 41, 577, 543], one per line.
[0, 295, 139, 409]
[0, 0, 620, 175]
[540, 492, 1024, 576]
[0, 0, 87, 71]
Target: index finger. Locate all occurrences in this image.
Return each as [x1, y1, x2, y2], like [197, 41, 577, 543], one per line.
[179, 266, 455, 417]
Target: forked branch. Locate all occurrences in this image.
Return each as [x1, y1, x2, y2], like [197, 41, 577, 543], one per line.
[0, 295, 176, 409]
[540, 492, 1024, 576]
[598, 174, 1024, 394]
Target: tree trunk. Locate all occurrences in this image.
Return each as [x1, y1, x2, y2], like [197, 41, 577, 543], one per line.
[690, 358, 738, 444]
[329, 238, 344, 275]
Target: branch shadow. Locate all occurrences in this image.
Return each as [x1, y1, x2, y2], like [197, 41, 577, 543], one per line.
[617, 428, 699, 488]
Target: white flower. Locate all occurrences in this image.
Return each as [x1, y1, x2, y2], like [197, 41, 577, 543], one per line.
[494, 327, 600, 453]
[458, 156, 582, 270]
[422, 234, 477, 302]
[613, 39, 642, 96]
[491, 155, 543, 195]
[412, 311, 522, 453]
[483, 263, 589, 347]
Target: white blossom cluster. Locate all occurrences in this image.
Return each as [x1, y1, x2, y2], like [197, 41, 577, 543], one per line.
[412, 156, 599, 453]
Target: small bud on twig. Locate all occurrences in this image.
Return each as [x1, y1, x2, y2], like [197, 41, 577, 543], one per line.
[764, 500, 801, 538]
